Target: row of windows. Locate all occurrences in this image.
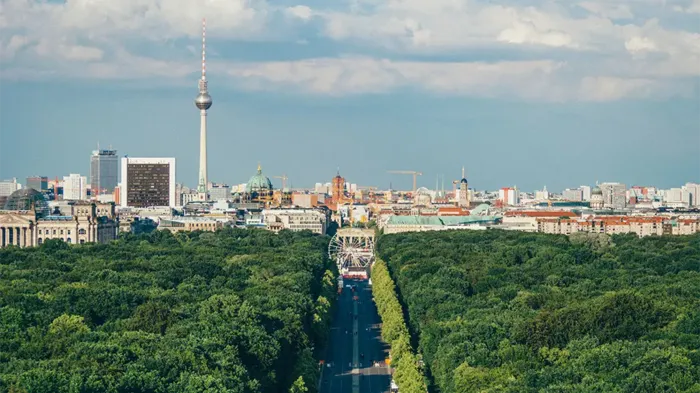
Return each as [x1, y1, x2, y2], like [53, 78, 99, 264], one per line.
[37, 238, 86, 245]
[38, 228, 87, 235]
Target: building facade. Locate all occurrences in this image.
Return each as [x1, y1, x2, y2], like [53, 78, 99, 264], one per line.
[120, 157, 176, 208]
[0, 199, 118, 248]
[263, 209, 327, 234]
[90, 149, 119, 195]
[0, 178, 21, 198]
[600, 182, 627, 209]
[26, 176, 48, 192]
[63, 174, 88, 200]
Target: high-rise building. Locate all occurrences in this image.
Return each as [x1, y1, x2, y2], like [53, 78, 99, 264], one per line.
[90, 149, 119, 195]
[580, 185, 591, 201]
[684, 183, 700, 207]
[499, 187, 519, 206]
[664, 188, 691, 207]
[63, 174, 88, 200]
[120, 157, 176, 208]
[26, 176, 48, 192]
[194, 18, 213, 201]
[600, 182, 627, 209]
[0, 178, 21, 197]
[563, 188, 583, 202]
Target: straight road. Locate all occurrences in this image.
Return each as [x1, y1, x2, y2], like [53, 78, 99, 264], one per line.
[320, 279, 391, 393]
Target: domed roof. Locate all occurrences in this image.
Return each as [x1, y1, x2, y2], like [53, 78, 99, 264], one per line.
[592, 186, 603, 195]
[4, 188, 50, 217]
[246, 164, 273, 193]
[460, 178, 468, 184]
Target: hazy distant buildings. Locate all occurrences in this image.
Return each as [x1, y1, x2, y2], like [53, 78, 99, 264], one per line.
[26, 176, 48, 192]
[0, 178, 21, 197]
[563, 188, 583, 202]
[120, 157, 176, 208]
[664, 188, 691, 208]
[90, 149, 119, 195]
[499, 187, 519, 206]
[684, 183, 700, 207]
[600, 182, 627, 209]
[63, 174, 88, 200]
[580, 185, 591, 201]
[209, 184, 231, 201]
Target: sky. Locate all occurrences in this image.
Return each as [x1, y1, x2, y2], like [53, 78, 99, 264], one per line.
[0, 0, 699, 192]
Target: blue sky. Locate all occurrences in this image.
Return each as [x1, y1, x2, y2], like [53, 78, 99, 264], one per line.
[1, 0, 699, 192]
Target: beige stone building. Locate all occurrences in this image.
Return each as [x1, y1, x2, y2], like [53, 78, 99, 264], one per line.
[0, 190, 118, 248]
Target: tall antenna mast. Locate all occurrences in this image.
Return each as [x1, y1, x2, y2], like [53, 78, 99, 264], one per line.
[201, 18, 207, 81]
[195, 17, 213, 198]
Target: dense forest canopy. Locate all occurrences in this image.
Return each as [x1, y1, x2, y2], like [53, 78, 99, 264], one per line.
[377, 231, 700, 393]
[0, 229, 336, 393]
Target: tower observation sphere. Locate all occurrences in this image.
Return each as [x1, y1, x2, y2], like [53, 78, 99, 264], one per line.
[195, 92, 212, 110]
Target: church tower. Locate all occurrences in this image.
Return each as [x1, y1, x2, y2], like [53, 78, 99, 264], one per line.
[458, 166, 470, 208]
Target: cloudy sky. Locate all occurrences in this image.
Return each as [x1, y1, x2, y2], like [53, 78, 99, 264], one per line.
[0, 0, 698, 191]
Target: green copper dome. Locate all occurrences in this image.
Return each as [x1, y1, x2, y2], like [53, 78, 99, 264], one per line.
[246, 164, 273, 194]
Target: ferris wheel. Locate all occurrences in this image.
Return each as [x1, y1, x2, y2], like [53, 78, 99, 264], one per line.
[328, 230, 375, 269]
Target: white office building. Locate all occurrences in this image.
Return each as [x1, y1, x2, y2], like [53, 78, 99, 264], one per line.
[684, 183, 700, 207]
[563, 188, 583, 202]
[0, 178, 21, 197]
[580, 186, 591, 201]
[263, 209, 327, 234]
[120, 157, 176, 208]
[63, 174, 88, 200]
[664, 188, 691, 208]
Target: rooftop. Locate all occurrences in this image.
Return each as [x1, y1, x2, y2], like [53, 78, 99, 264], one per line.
[386, 215, 500, 226]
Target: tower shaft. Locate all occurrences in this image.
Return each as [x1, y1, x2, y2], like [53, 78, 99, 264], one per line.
[198, 110, 208, 194]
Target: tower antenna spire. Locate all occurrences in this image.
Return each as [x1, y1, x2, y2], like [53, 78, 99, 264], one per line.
[201, 18, 207, 81]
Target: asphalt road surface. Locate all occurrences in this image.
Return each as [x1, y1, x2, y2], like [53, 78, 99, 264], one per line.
[320, 279, 391, 393]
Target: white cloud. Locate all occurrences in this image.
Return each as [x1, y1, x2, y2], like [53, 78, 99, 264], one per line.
[34, 39, 104, 61]
[223, 56, 681, 101]
[578, 2, 634, 19]
[287, 5, 313, 20]
[674, 0, 700, 13]
[497, 20, 576, 48]
[0, 0, 697, 102]
[0, 35, 30, 61]
[625, 36, 657, 53]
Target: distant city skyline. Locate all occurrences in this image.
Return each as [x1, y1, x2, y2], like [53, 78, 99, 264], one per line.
[1, 0, 698, 191]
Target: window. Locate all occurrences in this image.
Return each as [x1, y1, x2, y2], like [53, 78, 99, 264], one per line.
[67, 230, 71, 235]
[80, 240, 85, 244]
[78, 229, 86, 235]
[38, 238, 43, 245]
[53, 230, 56, 235]
[60, 230, 64, 235]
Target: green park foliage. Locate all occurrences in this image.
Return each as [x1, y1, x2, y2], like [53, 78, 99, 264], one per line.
[377, 231, 700, 393]
[372, 258, 427, 393]
[0, 229, 337, 393]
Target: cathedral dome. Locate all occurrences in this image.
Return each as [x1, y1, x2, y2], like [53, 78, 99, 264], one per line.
[246, 165, 273, 194]
[4, 188, 50, 218]
[461, 178, 468, 184]
[592, 186, 603, 195]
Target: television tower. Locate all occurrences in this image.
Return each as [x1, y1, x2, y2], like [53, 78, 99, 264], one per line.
[194, 18, 212, 200]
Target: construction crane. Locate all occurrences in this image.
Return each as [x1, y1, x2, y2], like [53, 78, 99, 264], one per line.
[273, 175, 288, 191]
[387, 170, 423, 192]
